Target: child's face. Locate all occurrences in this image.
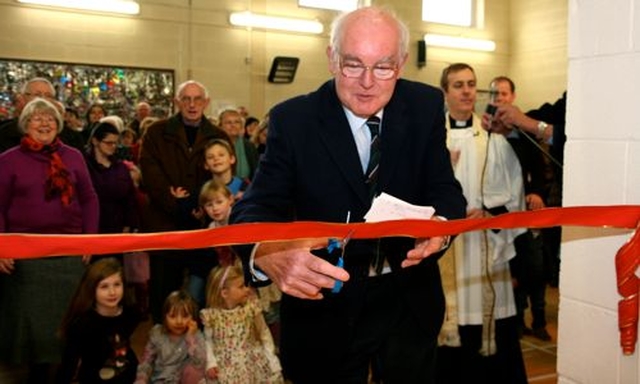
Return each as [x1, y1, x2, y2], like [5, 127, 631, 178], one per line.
[203, 192, 233, 222]
[121, 132, 135, 147]
[259, 128, 268, 145]
[222, 276, 252, 308]
[95, 272, 124, 315]
[165, 308, 194, 336]
[204, 144, 236, 175]
[89, 106, 105, 123]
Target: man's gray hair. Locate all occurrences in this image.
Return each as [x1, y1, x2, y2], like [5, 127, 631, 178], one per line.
[329, 6, 409, 62]
[176, 80, 209, 99]
[20, 77, 56, 96]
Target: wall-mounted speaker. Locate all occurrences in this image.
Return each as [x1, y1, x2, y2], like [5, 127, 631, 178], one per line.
[268, 56, 300, 84]
[417, 40, 426, 68]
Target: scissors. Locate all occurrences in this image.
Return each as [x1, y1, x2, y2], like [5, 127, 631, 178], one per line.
[328, 229, 354, 293]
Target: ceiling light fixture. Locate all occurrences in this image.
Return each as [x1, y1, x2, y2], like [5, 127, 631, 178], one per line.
[17, 0, 140, 15]
[298, 0, 359, 12]
[229, 11, 323, 35]
[424, 33, 495, 52]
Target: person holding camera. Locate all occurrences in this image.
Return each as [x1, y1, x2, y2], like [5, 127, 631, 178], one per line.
[486, 76, 552, 341]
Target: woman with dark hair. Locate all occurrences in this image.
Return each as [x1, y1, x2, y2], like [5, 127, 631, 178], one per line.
[82, 102, 107, 144]
[0, 97, 99, 382]
[85, 121, 139, 262]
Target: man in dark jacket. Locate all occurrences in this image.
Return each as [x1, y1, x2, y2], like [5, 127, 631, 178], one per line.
[231, 7, 466, 383]
[139, 80, 229, 321]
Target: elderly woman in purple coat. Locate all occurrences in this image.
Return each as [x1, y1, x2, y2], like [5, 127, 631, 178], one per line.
[0, 97, 99, 383]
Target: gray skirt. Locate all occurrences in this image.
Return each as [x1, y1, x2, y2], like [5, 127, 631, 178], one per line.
[0, 256, 85, 364]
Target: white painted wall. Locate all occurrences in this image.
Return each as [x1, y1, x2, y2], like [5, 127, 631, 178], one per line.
[559, 0, 640, 382]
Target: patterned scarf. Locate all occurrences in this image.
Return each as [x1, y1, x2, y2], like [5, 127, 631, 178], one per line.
[20, 135, 75, 206]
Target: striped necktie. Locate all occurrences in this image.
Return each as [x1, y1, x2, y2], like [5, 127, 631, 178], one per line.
[365, 116, 385, 275]
[365, 116, 381, 199]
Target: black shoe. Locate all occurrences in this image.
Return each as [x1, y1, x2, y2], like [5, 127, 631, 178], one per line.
[522, 326, 533, 336]
[532, 327, 552, 341]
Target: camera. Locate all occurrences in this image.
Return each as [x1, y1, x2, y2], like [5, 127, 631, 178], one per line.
[485, 85, 498, 116]
[485, 103, 497, 116]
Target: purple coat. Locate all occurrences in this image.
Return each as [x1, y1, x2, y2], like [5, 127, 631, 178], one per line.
[85, 155, 139, 234]
[0, 143, 99, 234]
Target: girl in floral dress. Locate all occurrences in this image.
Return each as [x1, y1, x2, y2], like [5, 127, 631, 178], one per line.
[201, 262, 283, 384]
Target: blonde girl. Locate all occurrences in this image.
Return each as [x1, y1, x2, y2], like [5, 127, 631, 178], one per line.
[200, 262, 283, 383]
[199, 180, 233, 229]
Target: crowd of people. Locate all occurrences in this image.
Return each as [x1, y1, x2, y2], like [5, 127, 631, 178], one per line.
[0, 77, 274, 383]
[0, 5, 565, 384]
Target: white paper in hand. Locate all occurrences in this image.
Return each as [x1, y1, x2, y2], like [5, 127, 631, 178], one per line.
[364, 192, 435, 223]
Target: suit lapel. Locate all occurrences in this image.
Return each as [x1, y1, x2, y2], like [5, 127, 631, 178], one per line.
[378, 90, 408, 193]
[316, 85, 371, 205]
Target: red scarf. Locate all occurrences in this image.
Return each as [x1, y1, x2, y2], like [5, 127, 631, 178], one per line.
[20, 136, 75, 206]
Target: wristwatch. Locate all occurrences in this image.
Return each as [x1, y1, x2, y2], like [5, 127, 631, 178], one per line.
[537, 121, 548, 138]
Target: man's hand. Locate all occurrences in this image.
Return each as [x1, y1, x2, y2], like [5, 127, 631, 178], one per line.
[254, 239, 350, 300]
[403, 216, 449, 268]
[466, 207, 485, 219]
[0, 258, 15, 274]
[495, 104, 525, 127]
[169, 186, 190, 199]
[481, 111, 512, 135]
[404, 236, 449, 268]
[526, 193, 546, 210]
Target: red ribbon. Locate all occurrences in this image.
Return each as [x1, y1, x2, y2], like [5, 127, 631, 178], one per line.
[2, 205, 640, 353]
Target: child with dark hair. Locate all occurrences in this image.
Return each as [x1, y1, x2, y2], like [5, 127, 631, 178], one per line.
[135, 290, 207, 384]
[57, 258, 140, 383]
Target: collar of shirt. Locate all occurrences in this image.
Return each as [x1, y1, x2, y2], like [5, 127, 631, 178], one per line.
[343, 107, 383, 173]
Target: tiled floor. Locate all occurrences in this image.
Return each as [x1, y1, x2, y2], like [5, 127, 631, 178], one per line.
[522, 286, 559, 383]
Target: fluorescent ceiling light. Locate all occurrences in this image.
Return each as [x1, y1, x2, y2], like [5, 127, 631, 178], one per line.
[298, 0, 359, 12]
[17, 0, 140, 15]
[229, 11, 323, 34]
[424, 33, 495, 52]
[422, 0, 472, 27]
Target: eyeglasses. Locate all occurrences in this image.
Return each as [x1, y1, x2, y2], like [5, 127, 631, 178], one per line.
[339, 58, 398, 80]
[24, 91, 55, 99]
[29, 115, 57, 125]
[100, 140, 119, 146]
[179, 96, 207, 105]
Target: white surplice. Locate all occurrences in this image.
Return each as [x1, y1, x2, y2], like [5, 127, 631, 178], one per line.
[439, 113, 526, 355]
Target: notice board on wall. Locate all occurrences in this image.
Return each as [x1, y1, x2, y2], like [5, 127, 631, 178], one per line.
[0, 58, 175, 122]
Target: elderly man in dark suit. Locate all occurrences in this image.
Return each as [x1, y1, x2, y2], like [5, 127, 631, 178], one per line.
[231, 6, 466, 384]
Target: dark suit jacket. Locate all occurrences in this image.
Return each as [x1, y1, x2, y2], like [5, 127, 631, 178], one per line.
[231, 78, 466, 368]
[0, 118, 22, 154]
[139, 113, 229, 232]
[507, 130, 546, 198]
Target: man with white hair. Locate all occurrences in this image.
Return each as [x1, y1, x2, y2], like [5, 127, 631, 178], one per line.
[139, 80, 230, 322]
[0, 77, 56, 153]
[128, 101, 151, 136]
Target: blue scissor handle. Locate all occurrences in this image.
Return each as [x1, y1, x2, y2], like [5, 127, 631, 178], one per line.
[328, 238, 344, 293]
